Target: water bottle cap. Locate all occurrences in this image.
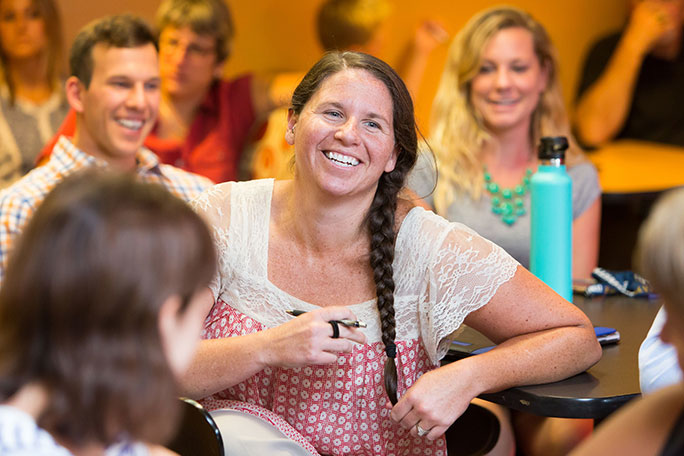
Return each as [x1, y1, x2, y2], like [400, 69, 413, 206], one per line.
[538, 136, 568, 160]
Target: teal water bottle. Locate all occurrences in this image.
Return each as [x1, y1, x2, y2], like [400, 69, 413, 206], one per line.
[530, 136, 572, 301]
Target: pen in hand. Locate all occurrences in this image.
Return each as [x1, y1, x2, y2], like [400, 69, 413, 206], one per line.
[286, 309, 368, 328]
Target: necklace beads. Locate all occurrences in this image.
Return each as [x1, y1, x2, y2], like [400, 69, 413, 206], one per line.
[483, 167, 532, 226]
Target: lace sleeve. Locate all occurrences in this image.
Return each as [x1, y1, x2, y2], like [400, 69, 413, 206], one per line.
[190, 183, 234, 301]
[417, 213, 519, 363]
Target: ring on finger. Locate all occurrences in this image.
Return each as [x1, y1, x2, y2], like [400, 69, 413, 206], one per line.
[416, 423, 429, 437]
[329, 320, 340, 339]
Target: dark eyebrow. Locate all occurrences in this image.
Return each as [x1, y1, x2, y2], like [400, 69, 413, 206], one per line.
[106, 75, 132, 82]
[104, 76, 162, 88]
[320, 101, 391, 126]
[323, 101, 344, 110]
[367, 111, 390, 125]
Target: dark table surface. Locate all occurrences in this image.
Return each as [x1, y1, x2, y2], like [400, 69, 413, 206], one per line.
[443, 294, 662, 420]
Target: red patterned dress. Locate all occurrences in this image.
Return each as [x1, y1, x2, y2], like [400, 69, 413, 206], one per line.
[191, 179, 519, 455]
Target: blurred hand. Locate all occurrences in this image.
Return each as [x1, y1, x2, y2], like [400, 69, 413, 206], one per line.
[262, 306, 367, 368]
[412, 20, 450, 55]
[627, 0, 681, 53]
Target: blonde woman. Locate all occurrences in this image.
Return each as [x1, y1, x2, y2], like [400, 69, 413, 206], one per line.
[0, 0, 67, 186]
[408, 7, 602, 455]
[409, 6, 600, 280]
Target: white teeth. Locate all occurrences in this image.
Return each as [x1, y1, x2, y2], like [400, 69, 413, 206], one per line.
[116, 119, 144, 130]
[490, 99, 517, 105]
[324, 151, 359, 166]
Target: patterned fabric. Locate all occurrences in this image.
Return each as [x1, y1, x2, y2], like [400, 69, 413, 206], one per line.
[191, 179, 519, 456]
[0, 135, 213, 284]
[0, 85, 69, 188]
[0, 405, 147, 455]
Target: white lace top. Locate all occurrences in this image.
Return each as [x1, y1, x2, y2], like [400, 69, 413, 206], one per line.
[191, 179, 519, 456]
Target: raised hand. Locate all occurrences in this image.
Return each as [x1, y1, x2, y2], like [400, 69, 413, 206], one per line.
[626, 0, 681, 54]
[412, 20, 449, 56]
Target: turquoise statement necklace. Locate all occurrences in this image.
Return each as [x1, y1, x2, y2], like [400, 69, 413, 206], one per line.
[483, 166, 532, 226]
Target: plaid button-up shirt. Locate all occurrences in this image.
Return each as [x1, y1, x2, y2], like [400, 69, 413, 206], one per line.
[0, 135, 214, 284]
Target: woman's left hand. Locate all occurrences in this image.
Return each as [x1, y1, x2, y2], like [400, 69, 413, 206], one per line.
[387, 360, 479, 440]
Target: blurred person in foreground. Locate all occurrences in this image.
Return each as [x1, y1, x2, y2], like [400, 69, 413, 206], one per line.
[0, 170, 216, 455]
[572, 187, 684, 456]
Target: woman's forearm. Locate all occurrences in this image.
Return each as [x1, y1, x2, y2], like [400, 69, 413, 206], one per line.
[574, 32, 648, 146]
[178, 306, 368, 400]
[178, 332, 270, 399]
[459, 324, 601, 396]
[461, 267, 602, 394]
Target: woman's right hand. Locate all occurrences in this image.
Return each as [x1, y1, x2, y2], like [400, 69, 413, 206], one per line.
[259, 306, 367, 368]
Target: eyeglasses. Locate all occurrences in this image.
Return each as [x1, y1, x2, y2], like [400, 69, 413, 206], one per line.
[160, 37, 216, 59]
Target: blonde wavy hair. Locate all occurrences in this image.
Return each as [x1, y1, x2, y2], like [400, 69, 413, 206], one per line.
[635, 187, 684, 311]
[430, 6, 584, 213]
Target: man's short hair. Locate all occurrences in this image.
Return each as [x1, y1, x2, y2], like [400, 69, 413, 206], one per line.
[317, 0, 391, 51]
[69, 14, 158, 88]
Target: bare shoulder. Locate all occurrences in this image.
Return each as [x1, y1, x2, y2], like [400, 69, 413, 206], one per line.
[571, 383, 684, 456]
[399, 187, 432, 211]
[395, 196, 418, 229]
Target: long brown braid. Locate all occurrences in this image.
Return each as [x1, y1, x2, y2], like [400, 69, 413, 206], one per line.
[291, 51, 418, 404]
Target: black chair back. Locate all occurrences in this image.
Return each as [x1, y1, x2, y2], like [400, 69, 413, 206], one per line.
[166, 398, 224, 456]
[445, 402, 500, 456]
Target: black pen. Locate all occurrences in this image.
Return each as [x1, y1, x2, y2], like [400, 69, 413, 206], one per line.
[286, 309, 367, 328]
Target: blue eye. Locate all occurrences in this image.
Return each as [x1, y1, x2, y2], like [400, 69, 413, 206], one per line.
[324, 110, 344, 120]
[145, 81, 160, 91]
[109, 80, 133, 89]
[365, 121, 380, 129]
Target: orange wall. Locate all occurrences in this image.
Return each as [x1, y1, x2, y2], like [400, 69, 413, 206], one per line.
[59, 0, 628, 131]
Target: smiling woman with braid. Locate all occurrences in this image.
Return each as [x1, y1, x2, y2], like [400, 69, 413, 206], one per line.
[182, 51, 601, 456]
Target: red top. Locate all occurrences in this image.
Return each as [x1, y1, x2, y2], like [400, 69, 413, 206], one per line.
[37, 75, 257, 183]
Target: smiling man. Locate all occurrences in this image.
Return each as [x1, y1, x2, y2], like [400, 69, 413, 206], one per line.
[0, 14, 213, 283]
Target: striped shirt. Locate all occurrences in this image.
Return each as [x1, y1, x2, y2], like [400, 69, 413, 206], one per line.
[0, 135, 214, 284]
